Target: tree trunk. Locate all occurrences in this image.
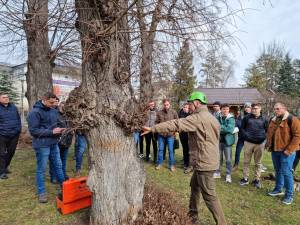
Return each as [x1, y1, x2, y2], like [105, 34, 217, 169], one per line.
[23, 0, 53, 110]
[139, 41, 154, 103]
[68, 1, 145, 224]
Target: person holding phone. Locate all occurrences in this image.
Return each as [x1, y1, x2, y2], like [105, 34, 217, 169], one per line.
[27, 92, 66, 203]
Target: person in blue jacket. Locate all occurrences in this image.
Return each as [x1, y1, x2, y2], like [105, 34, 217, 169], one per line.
[27, 92, 66, 203]
[0, 93, 21, 179]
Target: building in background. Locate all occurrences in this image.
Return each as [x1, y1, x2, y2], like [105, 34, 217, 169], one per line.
[0, 62, 81, 121]
[196, 87, 263, 116]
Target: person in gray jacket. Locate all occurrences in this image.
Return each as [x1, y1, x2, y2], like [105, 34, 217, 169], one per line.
[144, 100, 158, 162]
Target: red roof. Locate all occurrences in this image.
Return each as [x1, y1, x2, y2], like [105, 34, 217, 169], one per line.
[196, 88, 264, 105]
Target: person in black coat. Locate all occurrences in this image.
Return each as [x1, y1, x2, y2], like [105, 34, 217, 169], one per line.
[0, 93, 21, 179]
[178, 103, 191, 173]
[49, 101, 73, 182]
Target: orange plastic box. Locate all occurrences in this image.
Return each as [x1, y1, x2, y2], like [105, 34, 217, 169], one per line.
[57, 176, 92, 215]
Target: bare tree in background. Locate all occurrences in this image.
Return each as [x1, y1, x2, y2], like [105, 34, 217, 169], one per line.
[199, 46, 235, 88]
[129, 0, 241, 103]
[0, 0, 80, 109]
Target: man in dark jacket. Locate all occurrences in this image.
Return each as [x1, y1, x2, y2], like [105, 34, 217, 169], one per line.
[232, 102, 252, 171]
[27, 92, 65, 203]
[239, 103, 268, 189]
[0, 93, 21, 179]
[178, 103, 191, 173]
[49, 101, 73, 182]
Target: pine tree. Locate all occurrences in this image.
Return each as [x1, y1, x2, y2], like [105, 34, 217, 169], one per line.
[277, 54, 297, 97]
[0, 73, 19, 103]
[172, 40, 196, 110]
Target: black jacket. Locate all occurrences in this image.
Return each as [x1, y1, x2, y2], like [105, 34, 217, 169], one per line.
[58, 112, 73, 149]
[0, 103, 21, 137]
[241, 114, 268, 144]
[27, 100, 60, 148]
[178, 109, 190, 140]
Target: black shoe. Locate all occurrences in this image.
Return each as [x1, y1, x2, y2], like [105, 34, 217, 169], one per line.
[239, 178, 249, 186]
[252, 179, 262, 189]
[0, 173, 8, 179]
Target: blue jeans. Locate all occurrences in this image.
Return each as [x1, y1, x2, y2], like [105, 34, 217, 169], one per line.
[157, 135, 175, 167]
[49, 147, 69, 181]
[217, 142, 232, 175]
[34, 144, 65, 195]
[75, 134, 87, 171]
[234, 137, 244, 166]
[133, 131, 144, 154]
[272, 151, 296, 199]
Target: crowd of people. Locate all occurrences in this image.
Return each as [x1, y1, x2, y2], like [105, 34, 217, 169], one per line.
[141, 92, 300, 224]
[1, 89, 300, 224]
[0, 92, 88, 203]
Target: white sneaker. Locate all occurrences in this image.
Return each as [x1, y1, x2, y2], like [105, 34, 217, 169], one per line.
[139, 154, 144, 158]
[261, 165, 267, 173]
[225, 175, 232, 183]
[213, 172, 221, 179]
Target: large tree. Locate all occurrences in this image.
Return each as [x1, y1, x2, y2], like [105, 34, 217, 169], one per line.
[0, 0, 80, 109]
[172, 40, 196, 109]
[66, 1, 145, 224]
[23, 0, 53, 109]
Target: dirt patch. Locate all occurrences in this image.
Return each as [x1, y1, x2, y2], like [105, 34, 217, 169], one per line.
[65, 183, 193, 225]
[133, 183, 194, 225]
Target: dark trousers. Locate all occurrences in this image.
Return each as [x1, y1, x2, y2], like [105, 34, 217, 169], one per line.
[189, 170, 227, 225]
[139, 135, 144, 155]
[145, 132, 157, 162]
[179, 132, 189, 167]
[293, 150, 300, 171]
[234, 137, 244, 166]
[0, 135, 19, 175]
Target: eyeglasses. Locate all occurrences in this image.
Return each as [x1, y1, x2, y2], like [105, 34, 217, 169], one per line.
[274, 108, 282, 110]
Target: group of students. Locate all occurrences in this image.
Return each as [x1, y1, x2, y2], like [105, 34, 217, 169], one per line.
[139, 96, 300, 207]
[141, 91, 300, 225]
[0, 92, 88, 203]
[134, 99, 192, 173]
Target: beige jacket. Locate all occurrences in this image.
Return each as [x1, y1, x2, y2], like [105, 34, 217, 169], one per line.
[152, 107, 220, 171]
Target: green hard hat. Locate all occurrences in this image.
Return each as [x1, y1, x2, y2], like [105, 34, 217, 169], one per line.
[188, 91, 208, 104]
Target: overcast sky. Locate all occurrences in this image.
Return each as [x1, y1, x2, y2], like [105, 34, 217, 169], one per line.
[230, 0, 300, 85]
[1, 0, 299, 88]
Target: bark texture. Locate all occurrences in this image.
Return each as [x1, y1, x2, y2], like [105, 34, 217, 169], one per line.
[66, 1, 145, 224]
[23, 0, 53, 109]
[136, 0, 164, 103]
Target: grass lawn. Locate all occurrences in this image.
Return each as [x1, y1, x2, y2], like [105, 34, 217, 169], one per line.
[1, 146, 300, 225]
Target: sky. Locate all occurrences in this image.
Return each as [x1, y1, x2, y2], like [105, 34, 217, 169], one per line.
[229, 0, 300, 86]
[1, 0, 300, 87]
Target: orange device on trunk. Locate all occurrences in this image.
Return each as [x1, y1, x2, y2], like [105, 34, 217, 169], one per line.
[56, 176, 92, 215]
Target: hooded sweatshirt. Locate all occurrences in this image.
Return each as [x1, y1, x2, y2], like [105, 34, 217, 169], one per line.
[27, 100, 60, 148]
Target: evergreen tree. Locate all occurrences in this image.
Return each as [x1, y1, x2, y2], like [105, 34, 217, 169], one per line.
[0, 73, 19, 103]
[277, 54, 297, 97]
[243, 41, 285, 91]
[293, 59, 300, 97]
[172, 40, 196, 110]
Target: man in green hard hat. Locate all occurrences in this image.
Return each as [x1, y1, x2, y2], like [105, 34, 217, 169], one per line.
[142, 91, 227, 225]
